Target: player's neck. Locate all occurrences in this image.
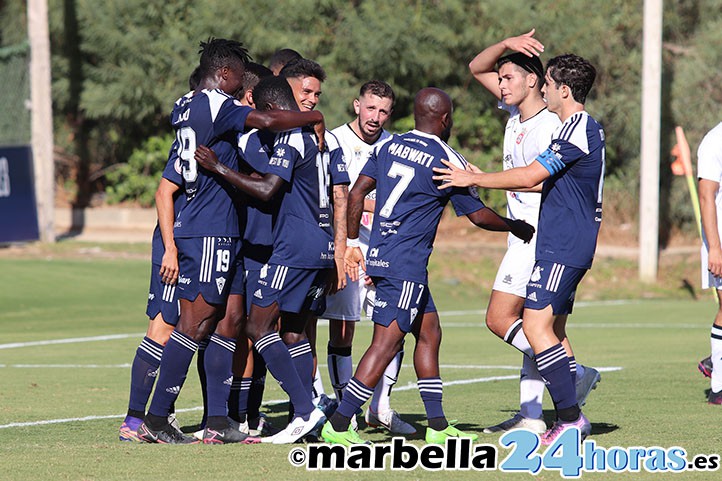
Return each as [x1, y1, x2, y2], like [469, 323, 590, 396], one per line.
[557, 103, 585, 123]
[517, 95, 547, 122]
[351, 119, 381, 145]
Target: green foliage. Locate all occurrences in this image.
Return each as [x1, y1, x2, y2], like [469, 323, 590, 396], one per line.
[104, 134, 173, 207]
[32, 0, 722, 233]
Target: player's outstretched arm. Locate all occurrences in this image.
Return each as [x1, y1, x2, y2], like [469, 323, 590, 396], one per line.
[433, 158, 548, 191]
[194, 145, 284, 202]
[155, 178, 180, 285]
[466, 207, 535, 244]
[246, 110, 326, 151]
[469, 29, 544, 99]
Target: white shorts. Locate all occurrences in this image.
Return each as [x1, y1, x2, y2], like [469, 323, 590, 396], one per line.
[322, 272, 376, 321]
[492, 237, 536, 298]
[701, 243, 722, 289]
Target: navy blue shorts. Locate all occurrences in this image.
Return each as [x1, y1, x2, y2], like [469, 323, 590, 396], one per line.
[175, 236, 241, 305]
[229, 255, 246, 296]
[145, 262, 180, 326]
[524, 260, 587, 315]
[251, 264, 330, 314]
[370, 277, 436, 333]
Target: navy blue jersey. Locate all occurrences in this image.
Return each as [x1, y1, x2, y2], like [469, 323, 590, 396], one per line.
[166, 89, 252, 238]
[236, 129, 278, 269]
[265, 128, 350, 268]
[361, 130, 485, 283]
[534, 111, 605, 269]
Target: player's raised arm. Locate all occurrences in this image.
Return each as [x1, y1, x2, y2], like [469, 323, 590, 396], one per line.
[469, 29, 544, 99]
[246, 109, 325, 150]
[433, 158, 549, 191]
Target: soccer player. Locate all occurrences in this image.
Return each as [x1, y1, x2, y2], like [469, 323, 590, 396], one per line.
[321, 87, 535, 446]
[279, 58, 333, 404]
[434, 54, 604, 445]
[468, 30, 600, 434]
[324, 80, 414, 435]
[119, 72, 199, 442]
[268, 48, 303, 76]
[194, 75, 350, 444]
[697, 121, 722, 405]
[136, 38, 328, 445]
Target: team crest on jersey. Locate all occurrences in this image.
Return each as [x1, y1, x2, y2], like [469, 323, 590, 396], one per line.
[530, 265, 543, 282]
[410, 307, 418, 321]
[516, 129, 526, 145]
[260, 264, 269, 279]
[275, 147, 286, 157]
[233, 99, 243, 107]
[215, 277, 226, 295]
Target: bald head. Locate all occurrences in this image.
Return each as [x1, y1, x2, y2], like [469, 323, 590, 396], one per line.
[413, 87, 453, 141]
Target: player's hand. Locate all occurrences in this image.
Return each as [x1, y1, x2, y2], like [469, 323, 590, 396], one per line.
[503, 28, 544, 57]
[344, 246, 365, 282]
[432, 159, 479, 189]
[363, 275, 374, 287]
[159, 246, 179, 285]
[333, 255, 347, 292]
[709, 246, 722, 277]
[510, 219, 535, 244]
[195, 145, 221, 173]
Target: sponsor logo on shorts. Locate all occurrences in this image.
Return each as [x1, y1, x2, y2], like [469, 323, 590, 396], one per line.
[215, 277, 226, 295]
[178, 275, 191, 285]
[260, 264, 269, 279]
[528, 291, 538, 302]
[254, 289, 263, 299]
[374, 299, 388, 309]
[530, 266, 543, 282]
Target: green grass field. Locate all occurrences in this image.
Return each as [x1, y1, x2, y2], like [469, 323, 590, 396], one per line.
[0, 241, 719, 480]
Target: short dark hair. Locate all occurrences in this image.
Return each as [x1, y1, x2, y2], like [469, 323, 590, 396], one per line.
[359, 80, 396, 107]
[279, 58, 327, 82]
[188, 65, 202, 90]
[197, 37, 252, 78]
[253, 76, 297, 111]
[545, 54, 597, 104]
[240, 62, 273, 94]
[497, 53, 544, 90]
[268, 48, 303, 72]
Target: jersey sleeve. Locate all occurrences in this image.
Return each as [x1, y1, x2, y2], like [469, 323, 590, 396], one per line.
[238, 130, 270, 174]
[449, 187, 486, 216]
[212, 97, 252, 138]
[266, 131, 302, 183]
[327, 132, 350, 185]
[161, 141, 183, 186]
[359, 145, 380, 181]
[535, 139, 584, 176]
[697, 125, 722, 183]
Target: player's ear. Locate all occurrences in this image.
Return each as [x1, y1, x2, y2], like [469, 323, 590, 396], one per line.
[353, 98, 361, 116]
[245, 89, 255, 108]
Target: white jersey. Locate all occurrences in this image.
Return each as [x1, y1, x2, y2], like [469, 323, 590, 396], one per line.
[500, 103, 561, 233]
[330, 123, 392, 247]
[697, 122, 722, 289]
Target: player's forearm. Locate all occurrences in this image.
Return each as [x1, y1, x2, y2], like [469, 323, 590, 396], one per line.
[155, 180, 178, 252]
[333, 184, 349, 249]
[469, 41, 506, 77]
[347, 188, 365, 239]
[213, 163, 280, 202]
[247, 109, 323, 132]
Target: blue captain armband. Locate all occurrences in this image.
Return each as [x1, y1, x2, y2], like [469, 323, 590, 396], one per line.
[536, 147, 565, 175]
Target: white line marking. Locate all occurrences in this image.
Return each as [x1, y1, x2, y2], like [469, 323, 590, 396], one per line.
[0, 300, 644, 350]
[0, 367, 621, 430]
[0, 333, 144, 350]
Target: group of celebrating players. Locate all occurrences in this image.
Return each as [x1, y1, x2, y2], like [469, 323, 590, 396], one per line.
[118, 28, 606, 448]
